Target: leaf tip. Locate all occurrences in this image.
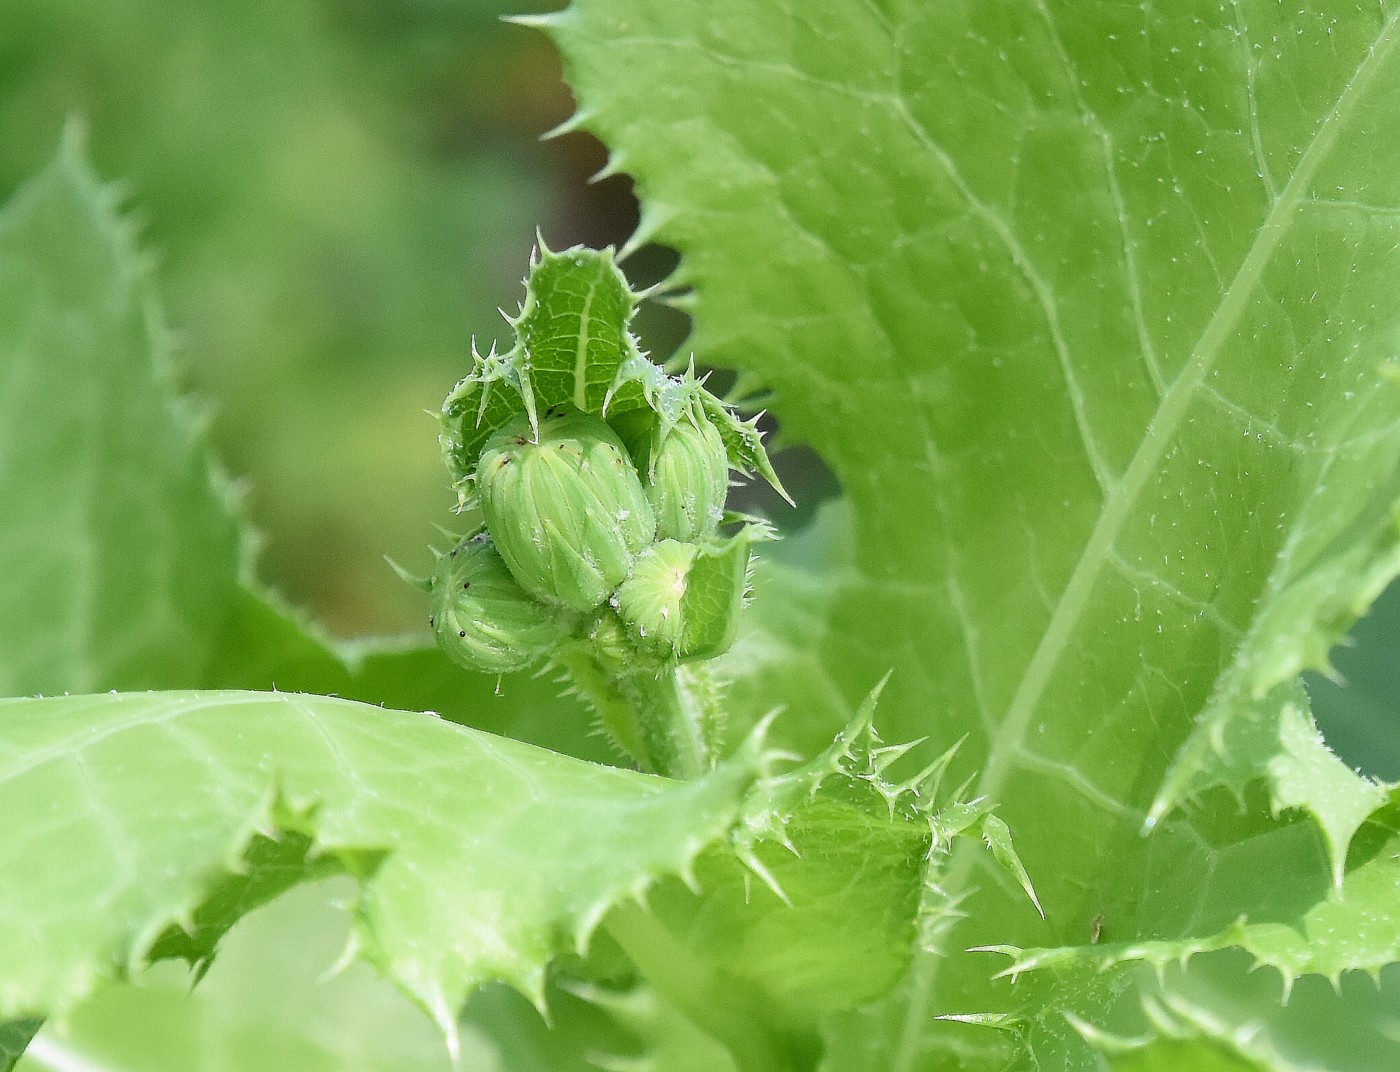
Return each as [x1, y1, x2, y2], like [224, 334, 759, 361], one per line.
[979, 814, 1044, 919]
[500, 9, 570, 31]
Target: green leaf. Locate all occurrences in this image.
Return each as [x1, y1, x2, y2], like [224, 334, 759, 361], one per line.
[1170, 949, 1400, 1072]
[439, 244, 653, 488]
[513, 242, 653, 422]
[14, 881, 463, 1072]
[674, 526, 758, 662]
[989, 791, 1400, 992]
[1091, 991, 1318, 1072]
[0, 124, 368, 708]
[596, 692, 1024, 1072]
[12, 886, 744, 1072]
[544, 0, 1400, 1064]
[1109, 1042, 1282, 1072]
[475, 978, 740, 1072]
[0, 0, 551, 638]
[0, 1022, 40, 1072]
[0, 125, 244, 696]
[0, 691, 763, 1046]
[0, 688, 961, 1072]
[1263, 703, 1388, 887]
[697, 390, 788, 505]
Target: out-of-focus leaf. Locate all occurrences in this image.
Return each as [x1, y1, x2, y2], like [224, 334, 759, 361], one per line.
[0, 134, 607, 763]
[0, 126, 242, 697]
[14, 881, 469, 1072]
[0, 0, 555, 635]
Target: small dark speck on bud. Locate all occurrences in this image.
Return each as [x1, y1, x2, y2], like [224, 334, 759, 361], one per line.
[459, 630, 467, 638]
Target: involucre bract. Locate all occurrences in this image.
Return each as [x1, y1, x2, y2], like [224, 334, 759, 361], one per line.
[478, 410, 656, 611]
[430, 535, 574, 674]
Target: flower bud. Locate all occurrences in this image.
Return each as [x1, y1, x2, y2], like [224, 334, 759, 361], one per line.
[430, 536, 574, 674]
[646, 415, 730, 542]
[612, 531, 755, 663]
[612, 539, 697, 657]
[478, 411, 656, 611]
[582, 605, 645, 677]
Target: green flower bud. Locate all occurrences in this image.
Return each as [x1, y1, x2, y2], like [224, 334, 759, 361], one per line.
[612, 539, 697, 657]
[430, 536, 574, 674]
[646, 415, 730, 542]
[612, 531, 756, 664]
[582, 605, 645, 677]
[478, 410, 656, 611]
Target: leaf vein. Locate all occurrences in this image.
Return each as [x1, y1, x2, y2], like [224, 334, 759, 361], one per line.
[897, 6, 1400, 1057]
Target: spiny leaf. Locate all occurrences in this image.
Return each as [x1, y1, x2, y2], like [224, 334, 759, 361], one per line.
[696, 392, 790, 506]
[1265, 704, 1389, 888]
[0, 123, 244, 697]
[439, 244, 651, 489]
[14, 882, 465, 1072]
[597, 689, 1024, 1072]
[0, 691, 764, 1047]
[1149, 521, 1400, 864]
[0, 135, 609, 765]
[977, 792, 1400, 997]
[1078, 991, 1317, 1072]
[439, 341, 531, 502]
[546, 1, 1400, 1066]
[0, 688, 983, 1072]
[978, 815, 1043, 921]
[513, 240, 652, 421]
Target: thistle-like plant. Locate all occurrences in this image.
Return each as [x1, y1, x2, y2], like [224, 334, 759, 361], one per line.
[3, 2, 1400, 1070]
[429, 241, 785, 778]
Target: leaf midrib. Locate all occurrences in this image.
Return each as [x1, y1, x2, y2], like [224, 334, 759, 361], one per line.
[572, 275, 599, 411]
[976, 0, 1399, 869]
[894, 9, 1400, 1066]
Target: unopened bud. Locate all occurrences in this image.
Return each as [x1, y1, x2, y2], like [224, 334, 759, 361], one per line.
[431, 536, 573, 674]
[478, 411, 656, 611]
[612, 531, 756, 663]
[612, 539, 697, 657]
[647, 415, 729, 542]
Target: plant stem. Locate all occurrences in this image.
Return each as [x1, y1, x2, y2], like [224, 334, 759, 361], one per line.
[629, 663, 714, 780]
[603, 901, 815, 1072]
[555, 646, 722, 779]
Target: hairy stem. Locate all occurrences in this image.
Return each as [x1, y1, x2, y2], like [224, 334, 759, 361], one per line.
[555, 646, 723, 779]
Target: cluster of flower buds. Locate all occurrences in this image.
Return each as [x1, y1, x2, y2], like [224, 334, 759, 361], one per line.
[431, 400, 767, 674]
[428, 533, 574, 674]
[425, 243, 785, 679]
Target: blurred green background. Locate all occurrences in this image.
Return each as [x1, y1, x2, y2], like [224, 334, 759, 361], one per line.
[0, 0, 685, 639]
[0, 0, 1388, 773]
